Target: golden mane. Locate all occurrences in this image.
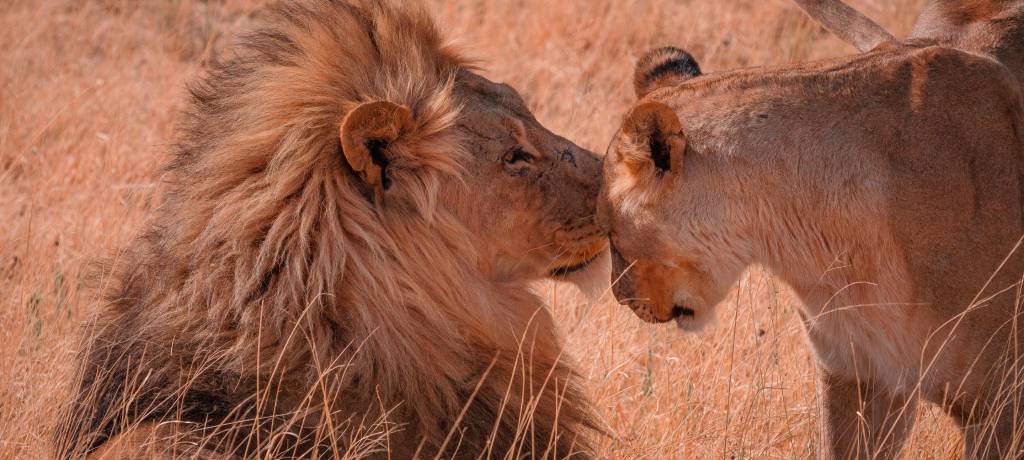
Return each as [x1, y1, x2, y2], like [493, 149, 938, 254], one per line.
[55, 0, 594, 457]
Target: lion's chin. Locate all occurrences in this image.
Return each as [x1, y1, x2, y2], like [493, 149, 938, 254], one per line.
[551, 250, 612, 302]
[549, 253, 600, 278]
[548, 240, 609, 279]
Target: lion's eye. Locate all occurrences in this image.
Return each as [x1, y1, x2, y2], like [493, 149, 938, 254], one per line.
[503, 147, 535, 165]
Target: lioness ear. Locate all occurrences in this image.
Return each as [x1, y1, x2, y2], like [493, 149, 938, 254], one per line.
[634, 47, 702, 98]
[620, 101, 686, 175]
[339, 101, 414, 192]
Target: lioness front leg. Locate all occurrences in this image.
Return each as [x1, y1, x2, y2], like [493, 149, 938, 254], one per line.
[818, 371, 917, 460]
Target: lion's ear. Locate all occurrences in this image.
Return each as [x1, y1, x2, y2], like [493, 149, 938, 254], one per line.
[634, 47, 701, 99]
[339, 101, 414, 191]
[619, 101, 686, 175]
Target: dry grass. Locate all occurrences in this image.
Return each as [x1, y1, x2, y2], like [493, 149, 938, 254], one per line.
[0, 0, 968, 458]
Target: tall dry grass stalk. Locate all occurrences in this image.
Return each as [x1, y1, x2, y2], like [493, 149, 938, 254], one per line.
[3, 0, 987, 458]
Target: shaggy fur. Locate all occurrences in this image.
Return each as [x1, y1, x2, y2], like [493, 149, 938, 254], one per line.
[603, 45, 1024, 459]
[53, 1, 603, 458]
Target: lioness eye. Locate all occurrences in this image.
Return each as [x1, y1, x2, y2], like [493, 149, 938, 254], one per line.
[503, 147, 534, 165]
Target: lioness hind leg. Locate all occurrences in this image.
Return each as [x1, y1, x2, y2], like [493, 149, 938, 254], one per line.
[818, 372, 917, 460]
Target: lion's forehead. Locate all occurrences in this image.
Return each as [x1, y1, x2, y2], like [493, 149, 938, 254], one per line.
[456, 73, 535, 121]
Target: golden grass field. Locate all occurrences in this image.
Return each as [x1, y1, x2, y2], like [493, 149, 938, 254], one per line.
[0, 0, 970, 458]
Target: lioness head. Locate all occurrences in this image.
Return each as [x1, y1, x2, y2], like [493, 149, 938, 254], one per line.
[600, 47, 735, 331]
[341, 72, 605, 282]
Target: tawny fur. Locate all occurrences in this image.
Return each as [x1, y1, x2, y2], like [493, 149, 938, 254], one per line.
[603, 45, 1024, 459]
[53, 1, 603, 458]
[911, 1, 1024, 89]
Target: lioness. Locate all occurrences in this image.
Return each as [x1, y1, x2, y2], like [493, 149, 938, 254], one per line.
[55, 1, 605, 458]
[601, 44, 1024, 459]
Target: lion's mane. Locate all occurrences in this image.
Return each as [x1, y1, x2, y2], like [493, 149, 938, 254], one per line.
[54, 1, 593, 457]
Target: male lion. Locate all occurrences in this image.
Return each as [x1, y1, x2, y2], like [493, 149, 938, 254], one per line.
[601, 45, 1024, 459]
[54, 1, 605, 458]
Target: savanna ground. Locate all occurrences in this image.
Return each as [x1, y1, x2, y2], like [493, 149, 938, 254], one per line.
[0, 0, 964, 458]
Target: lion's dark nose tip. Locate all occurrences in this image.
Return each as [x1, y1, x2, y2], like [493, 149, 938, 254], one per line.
[672, 305, 695, 318]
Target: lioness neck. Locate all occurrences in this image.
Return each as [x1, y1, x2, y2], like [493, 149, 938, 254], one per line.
[683, 133, 927, 383]
[687, 129, 912, 316]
